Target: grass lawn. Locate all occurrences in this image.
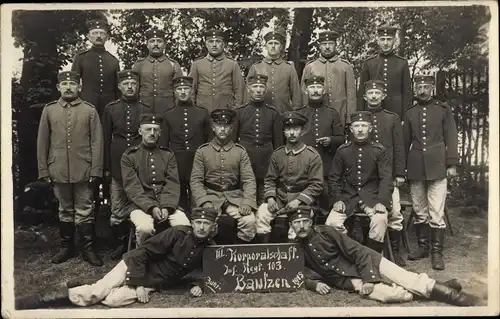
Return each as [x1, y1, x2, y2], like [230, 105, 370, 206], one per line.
[13, 206, 489, 309]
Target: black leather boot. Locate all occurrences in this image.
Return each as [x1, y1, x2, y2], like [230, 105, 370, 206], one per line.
[255, 233, 272, 244]
[408, 223, 430, 260]
[431, 227, 445, 270]
[52, 221, 75, 264]
[16, 287, 70, 309]
[110, 222, 129, 260]
[438, 278, 462, 292]
[234, 237, 251, 245]
[388, 229, 407, 267]
[429, 282, 478, 306]
[77, 223, 103, 266]
[367, 238, 385, 254]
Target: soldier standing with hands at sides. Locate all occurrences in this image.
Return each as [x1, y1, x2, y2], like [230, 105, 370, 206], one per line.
[256, 112, 324, 243]
[363, 80, 407, 266]
[326, 112, 393, 254]
[301, 30, 357, 133]
[37, 71, 104, 266]
[102, 70, 151, 260]
[120, 114, 190, 247]
[246, 27, 302, 113]
[236, 74, 283, 205]
[357, 24, 411, 120]
[297, 75, 345, 211]
[132, 28, 183, 115]
[403, 74, 459, 271]
[189, 29, 245, 113]
[162, 76, 211, 213]
[190, 109, 258, 244]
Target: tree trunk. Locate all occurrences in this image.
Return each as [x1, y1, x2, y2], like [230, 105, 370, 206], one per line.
[286, 8, 314, 79]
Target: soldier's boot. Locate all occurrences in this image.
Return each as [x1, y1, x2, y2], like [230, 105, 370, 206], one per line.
[16, 287, 70, 309]
[367, 238, 385, 254]
[388, 229, 407, 267]
[255, 233, 272, 244]
[52, 222, 75, 264]
[429, 282, 479, 306]
[430, 227, 445, 270]
[234, 237, 252, 245]
[408, 223, 430, 260]
[438, 278, 462, 292]
[78, 223, 103, 266]
[110, 222, 129, 260]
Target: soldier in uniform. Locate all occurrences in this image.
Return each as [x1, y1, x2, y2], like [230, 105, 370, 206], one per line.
[162, 76, 211, 213]
[301, 30, 357, 131]
[71, 19, 120, 119]
[326, 111, 393, 254]
[256, 111, 324, 243]
[236, 74, 283, 204]
[403, 74, 459, 270]
[287, 206, 478, 306]
[102, 70, 151, 259]
[121, 114, 190, 247]
[363, 80, 407, 266]
[297, 75, 345, 210]
[37, 71, 104, 266]
[246, 27, 302, 113]
[190, 109, 257, 244]
[16, 207, 219, 309]
[132, 28, 183, 115]
[357, 25, 411, 120]
[188, 29, 245, 113]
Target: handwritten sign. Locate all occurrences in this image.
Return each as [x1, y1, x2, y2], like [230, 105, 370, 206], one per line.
[202, 243, 304, 293]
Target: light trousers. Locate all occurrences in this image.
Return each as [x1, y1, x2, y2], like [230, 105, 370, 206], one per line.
[224, 204, 257, 242]
[410, 178, 447, 228]
[326, 208, 388, 243]
[388, 187, 404, 231]
[129, 209, 190, 246]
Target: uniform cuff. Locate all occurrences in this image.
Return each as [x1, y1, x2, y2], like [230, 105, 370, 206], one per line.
[125, 276, 147, 287]
[90, 168, 103, 177]
[38, 170, 49, 179]
[297, 193, 313, 205]
[305, 279, 320, 291]
[264, 190, 276, 200]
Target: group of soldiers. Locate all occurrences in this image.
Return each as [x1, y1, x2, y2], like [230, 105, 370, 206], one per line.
[25, 18, 479, 309]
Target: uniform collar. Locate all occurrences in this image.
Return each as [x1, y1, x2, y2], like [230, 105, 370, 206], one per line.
[58, 97, 82, 107]
[206, 53, 226, 62]
[177, 100, 194, 107]
[140, 142, 159, 151]
[352, 138, 371, 146]
[90, 46, 106, 53]
[147, 55, 166, 62]
[210, 139, 234, 151]
[378, 50, 394, 57]
[264, 57, 284, 65]
[367, 105, 383, 113]
[308, 99, 325, 108]
[417, 98, 434, 106]
[285, 142, 306, 155]
[250, 100, 266, 108]
[318, 55, 338, 63]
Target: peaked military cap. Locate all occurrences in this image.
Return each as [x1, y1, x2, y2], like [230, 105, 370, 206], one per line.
[247, 74, 268, 85]
[304, 75, 325, 86]
[364, 80, 385, 92]
[86, 19, 110, 32]
[282, 111, 308, 127]
[264, 27, 286, 44]
[350, 111, 373, 123]
[118, 70, 139, 83]
[191, 207, 219, 222]
[145, 28, 165, 40]
[286, 206, 315, 221]
[57, 71, 80, 83]
[377, 24, 398, 36]
[203, 29, 225, 40]
[318, 30, 339, 42]
[139, 113, 163, 125]
[414, 74, 435, 85]
[173, 76, 194, 88]
[211, 109, 236, 124]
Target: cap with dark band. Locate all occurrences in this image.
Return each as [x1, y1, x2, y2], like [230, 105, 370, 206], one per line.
[286, 206, 315, 221]
[318, 30, 339, 42]
[58, 71, 80, 83]
[350, 111, 373, 124]
[264, 27, 286, 44]
[211, 109, 236, 124]
[304, 75, 325, 87]
[282, 111, 308, 127]
[377, 24, 398, 36]
[413, 74, 435, 85]
[87, 19, 110, 32]
[203, 29, 224, 40]
[191, 207, 219, 222]
[118, 70, 139, 83]
[247, 74, 268, 85]
[145, 28, 165, 40]
[173, 76, 194, 88]
[140, 113, 163, 125]
[364, 80, 385, 92]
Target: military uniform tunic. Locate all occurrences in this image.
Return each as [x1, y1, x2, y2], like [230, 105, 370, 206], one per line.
[301, 56, 357, 128]
[246, 58, 303, 113]
[297, 102, 345, 176]
[188, 54, 245, 113]
[402, 99, 459, 181]
[357, 52, 411, 119]
[121, 144, 181, 216]
[102, 98, 150, 181]
[328, 140, 393, 216]
[190, 140, 257, 211]
[236, 101, 283, 179]
[71, 47, 120, 118]
[132, 55, 183, 114]
[264, 143, 324, 207]
[122, 225, 215, 287]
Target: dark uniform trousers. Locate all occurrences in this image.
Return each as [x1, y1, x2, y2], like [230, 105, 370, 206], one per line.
[68, 226, 214, 307]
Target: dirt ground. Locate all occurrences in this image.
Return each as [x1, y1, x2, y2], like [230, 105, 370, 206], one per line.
[13, 206, 489, 309]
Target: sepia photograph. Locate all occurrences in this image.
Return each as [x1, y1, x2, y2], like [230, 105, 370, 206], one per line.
[1, 1, 498, 318]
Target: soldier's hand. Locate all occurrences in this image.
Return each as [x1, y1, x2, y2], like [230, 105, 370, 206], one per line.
[202, 202, 215, 209]
[316, 137, 332, 147]
[373, 203, 387, 214]
[333, 201, 346, 213]
[267, 198, 279, 213]
[315, 282, 331, 295]
[239, 204, 252, 216]
[152, 207, 163, 221]
[189, 285, 203, 297]
[136, 286, 150, 303]
[446, 166, 458, 178]
[42, 177, 52, 184]
[89, 176, 100, 185]
[285, 199, 301, 210]
[161, 208, 169, 221]
[104, 170, 110, 178]
[360, 282, 375, 295]
[393, 176, 405, 187]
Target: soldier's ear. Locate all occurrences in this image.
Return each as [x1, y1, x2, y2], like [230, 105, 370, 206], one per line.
[56, 83, 61, 91]
[363, 94, 368, 102]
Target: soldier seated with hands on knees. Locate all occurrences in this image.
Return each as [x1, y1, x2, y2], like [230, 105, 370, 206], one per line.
[120, 113, 191, 246]
[286, 206, 479, 306]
